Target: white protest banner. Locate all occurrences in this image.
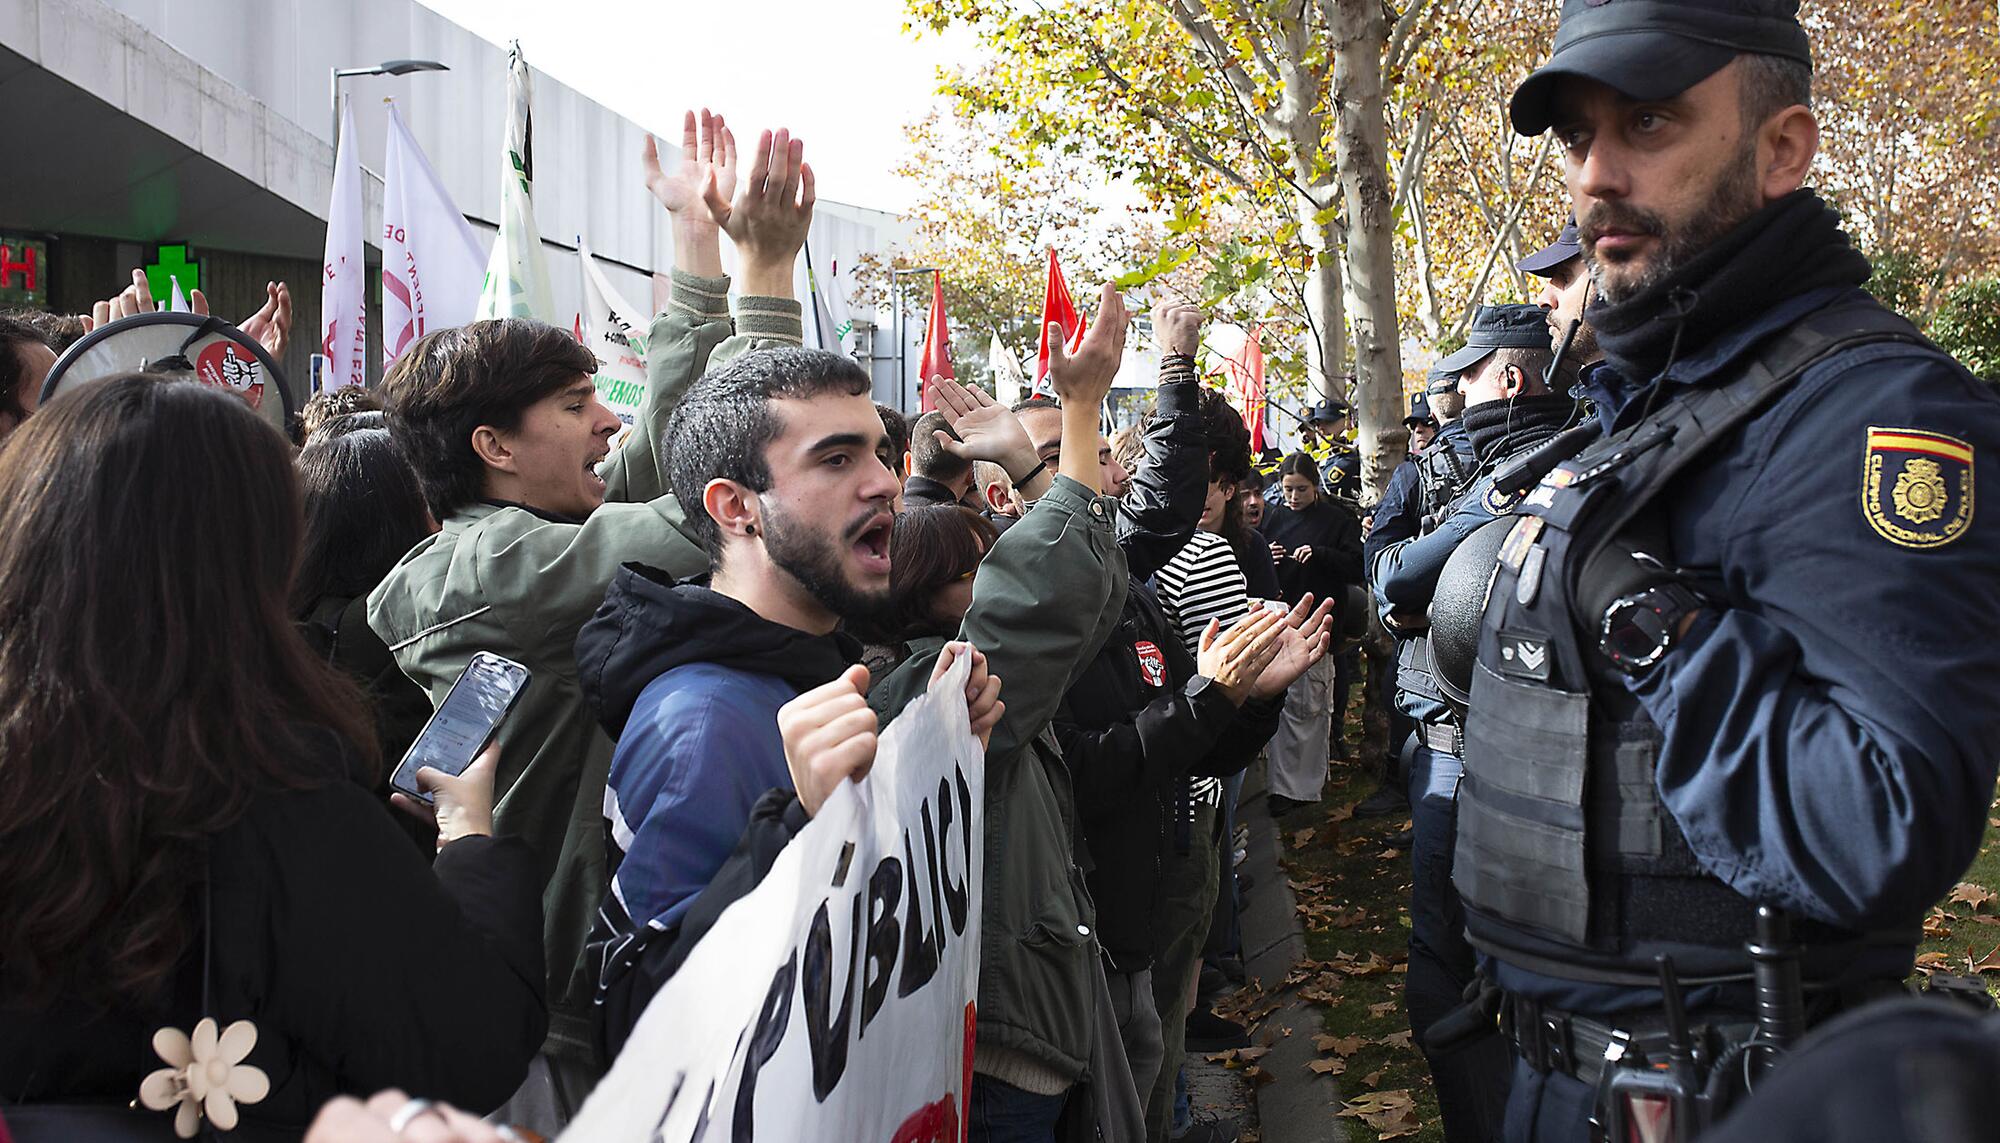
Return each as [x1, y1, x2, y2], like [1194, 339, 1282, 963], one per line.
[577, 239, 651, 451]
[383, 100, 487, 366]
[319, 96, 367, 390]
[564, 653, 985, 1143]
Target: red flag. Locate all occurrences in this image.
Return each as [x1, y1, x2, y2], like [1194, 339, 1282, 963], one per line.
[1222, 326, 1268, 453]
[916, 271, 953, 412]
[1032, 248, 1088, 392]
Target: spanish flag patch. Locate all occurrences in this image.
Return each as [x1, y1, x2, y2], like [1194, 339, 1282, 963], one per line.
[1862, 427, 1974, 549]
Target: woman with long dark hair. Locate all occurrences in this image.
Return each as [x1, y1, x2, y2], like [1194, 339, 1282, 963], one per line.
[0, 376, 545, 1141]
[854, 505, 997, 684]
[294, 419, 438, 772]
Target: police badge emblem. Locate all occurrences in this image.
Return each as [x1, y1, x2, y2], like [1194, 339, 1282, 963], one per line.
[1863, 427, 1974, 549]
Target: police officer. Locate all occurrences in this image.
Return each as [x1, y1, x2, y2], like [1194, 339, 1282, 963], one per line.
[1370, 304, 1572, 1143]
[1365, 367, 1476, 572]
[1304, 395, 1363, 502]
[1456, 3, 2000, 1139]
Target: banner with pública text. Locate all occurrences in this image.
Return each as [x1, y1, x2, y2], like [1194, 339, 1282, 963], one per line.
[563, 653, 984, 1143]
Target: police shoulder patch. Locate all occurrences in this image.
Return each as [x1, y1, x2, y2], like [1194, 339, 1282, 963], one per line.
[1862, 427, 1974, 549]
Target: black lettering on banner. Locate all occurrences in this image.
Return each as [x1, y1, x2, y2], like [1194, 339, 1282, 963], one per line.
[940, 771, 971, 937]
[803, 893, 863, 1100]
[860, 856, 902, 1035]
[648, 1071, 687, 1143]
[731, 950, 797, 1143]
[898, 815, 941, 999]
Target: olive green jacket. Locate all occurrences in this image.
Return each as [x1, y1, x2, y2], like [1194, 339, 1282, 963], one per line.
[870, 476, 1128, 1086]
[367, 271, 802, 1066]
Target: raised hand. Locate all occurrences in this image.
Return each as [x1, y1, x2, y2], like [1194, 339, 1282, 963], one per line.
[1155, 300, 1204, 358]
[1196, 607, 1287, 706]
[236, 282, 293, 361]
[644, 109, 736, 216]
[93, 268, 159, 326]
[927, 376, 1037, 477]
[1045, 282, 1127, 409]
[1250, 595, 1338, 700]
[703, 126, 815, 297]
[777, 664, 878, 817]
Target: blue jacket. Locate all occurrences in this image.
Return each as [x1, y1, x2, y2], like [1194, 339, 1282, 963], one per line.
[1590, 286, 2000, 933]
[576, 577, 858, 937]
[1365, 419, 1475, 575]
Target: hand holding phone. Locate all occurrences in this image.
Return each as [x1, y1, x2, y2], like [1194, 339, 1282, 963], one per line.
[390, 652, 531, 804]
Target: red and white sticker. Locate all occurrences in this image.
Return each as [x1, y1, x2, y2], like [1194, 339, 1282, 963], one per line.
[1133, 639, 1167, 688]
[194, 341, 264, 410]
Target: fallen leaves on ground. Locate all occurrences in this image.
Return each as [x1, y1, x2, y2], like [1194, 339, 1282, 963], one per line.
[1952, 882, 1998, 912]
[1291, 827, 1317, 849]
[1307, 1056, 1345, 1075]
[1338, 1090, 1424, 1138]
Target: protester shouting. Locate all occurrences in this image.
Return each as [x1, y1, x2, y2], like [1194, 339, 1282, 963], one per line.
[366, 110, 809, 1126]
[0, 376, 544, 1141]
[576, 343, 1002, 1055]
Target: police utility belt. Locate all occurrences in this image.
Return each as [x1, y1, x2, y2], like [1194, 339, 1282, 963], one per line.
[1501, 993, 1754, 1090]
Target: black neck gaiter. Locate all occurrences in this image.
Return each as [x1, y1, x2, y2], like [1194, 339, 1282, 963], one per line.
[1588, 189, 1873, 386]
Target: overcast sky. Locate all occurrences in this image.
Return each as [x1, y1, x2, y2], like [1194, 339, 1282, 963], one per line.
[419, 0, 974, 213]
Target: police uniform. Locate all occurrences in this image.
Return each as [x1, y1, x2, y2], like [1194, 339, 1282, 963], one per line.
[1370, 306, 1571, 1143]
[1458, 4, 2000, 1139]
[1306, 397, 1363, 501]
[1365, 367, 1477, 574]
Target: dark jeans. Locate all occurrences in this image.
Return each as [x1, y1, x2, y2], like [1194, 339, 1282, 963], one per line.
[1407, 744, 1512, 1143]
[969, 1074, 1067, 1143]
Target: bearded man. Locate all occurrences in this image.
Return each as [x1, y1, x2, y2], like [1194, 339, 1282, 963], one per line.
[1447, 2, 2000, 1140]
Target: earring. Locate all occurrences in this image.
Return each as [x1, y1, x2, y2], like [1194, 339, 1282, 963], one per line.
[746, 525, 757, 536]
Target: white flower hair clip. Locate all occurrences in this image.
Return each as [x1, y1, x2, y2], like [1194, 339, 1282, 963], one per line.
[137, 1017, 270, 1138]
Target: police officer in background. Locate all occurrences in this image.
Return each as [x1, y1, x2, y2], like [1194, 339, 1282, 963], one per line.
[1365, 367, 1476, 572]
[1370, 304, 1570, 1143]
[1454, 2, 2000, 1139]
[1304, 395, 1363, 502]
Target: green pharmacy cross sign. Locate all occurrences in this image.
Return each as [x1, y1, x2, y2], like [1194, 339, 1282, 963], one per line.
[145, 244, 202, 307]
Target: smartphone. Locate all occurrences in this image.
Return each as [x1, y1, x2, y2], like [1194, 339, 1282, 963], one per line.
[389, 651, 532, 803]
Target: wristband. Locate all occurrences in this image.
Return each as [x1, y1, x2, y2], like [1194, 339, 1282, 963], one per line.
[1010, 459, 1049, 488]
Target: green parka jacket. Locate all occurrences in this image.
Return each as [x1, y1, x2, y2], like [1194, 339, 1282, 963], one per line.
[367, 271, 801, 1066]
[869, 475, 1128, 1088]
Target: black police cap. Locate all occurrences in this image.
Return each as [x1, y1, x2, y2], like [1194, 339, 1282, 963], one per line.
[1424, 364, 1462, 396]
[1306, 397, 1351, 423]
[1434, 304, 1549, 374]
[1510, 0, 1813, 137]
[1516, 214, 1581, 277]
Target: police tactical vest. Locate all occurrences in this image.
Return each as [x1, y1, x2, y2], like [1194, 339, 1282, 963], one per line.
[1398, 431, 1558, 726]
[1453, 301, 1927, 984]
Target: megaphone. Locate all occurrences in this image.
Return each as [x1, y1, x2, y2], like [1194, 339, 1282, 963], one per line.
[40, 312, 294, 433]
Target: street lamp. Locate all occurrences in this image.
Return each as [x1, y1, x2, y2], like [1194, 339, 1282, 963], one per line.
[890, 266, 941, 412]
[330, 59, 451, 150]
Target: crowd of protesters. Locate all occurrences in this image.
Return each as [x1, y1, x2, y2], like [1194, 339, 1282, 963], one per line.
[8, 1, 2000, 1135]
[0, 109, 1359, 1143]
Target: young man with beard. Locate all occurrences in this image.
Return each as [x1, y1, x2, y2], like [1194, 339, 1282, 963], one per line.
[576, 344, 1008, 1050]
[1452, 4, 2000, 1139]
[1370, 304, 1565, 1143]
[368, 112, 806, 1122]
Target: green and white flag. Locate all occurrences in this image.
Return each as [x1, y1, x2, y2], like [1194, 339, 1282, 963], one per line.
[475, 43, 554, 321]
[577, 238, 650, 451]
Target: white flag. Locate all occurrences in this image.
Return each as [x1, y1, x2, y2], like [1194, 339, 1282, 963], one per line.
[804, 246, 855, 354]
[475, 45, 555, 322]
[563, 653, 985, 1143]
[990, 331, 1027, 406]
[383, 101, 487, 365]
[319, 95, 368, 390]
[577, 239, 651, 450]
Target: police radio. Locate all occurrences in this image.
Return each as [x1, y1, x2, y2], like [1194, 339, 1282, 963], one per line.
[1594, 908, 1805, 1143]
